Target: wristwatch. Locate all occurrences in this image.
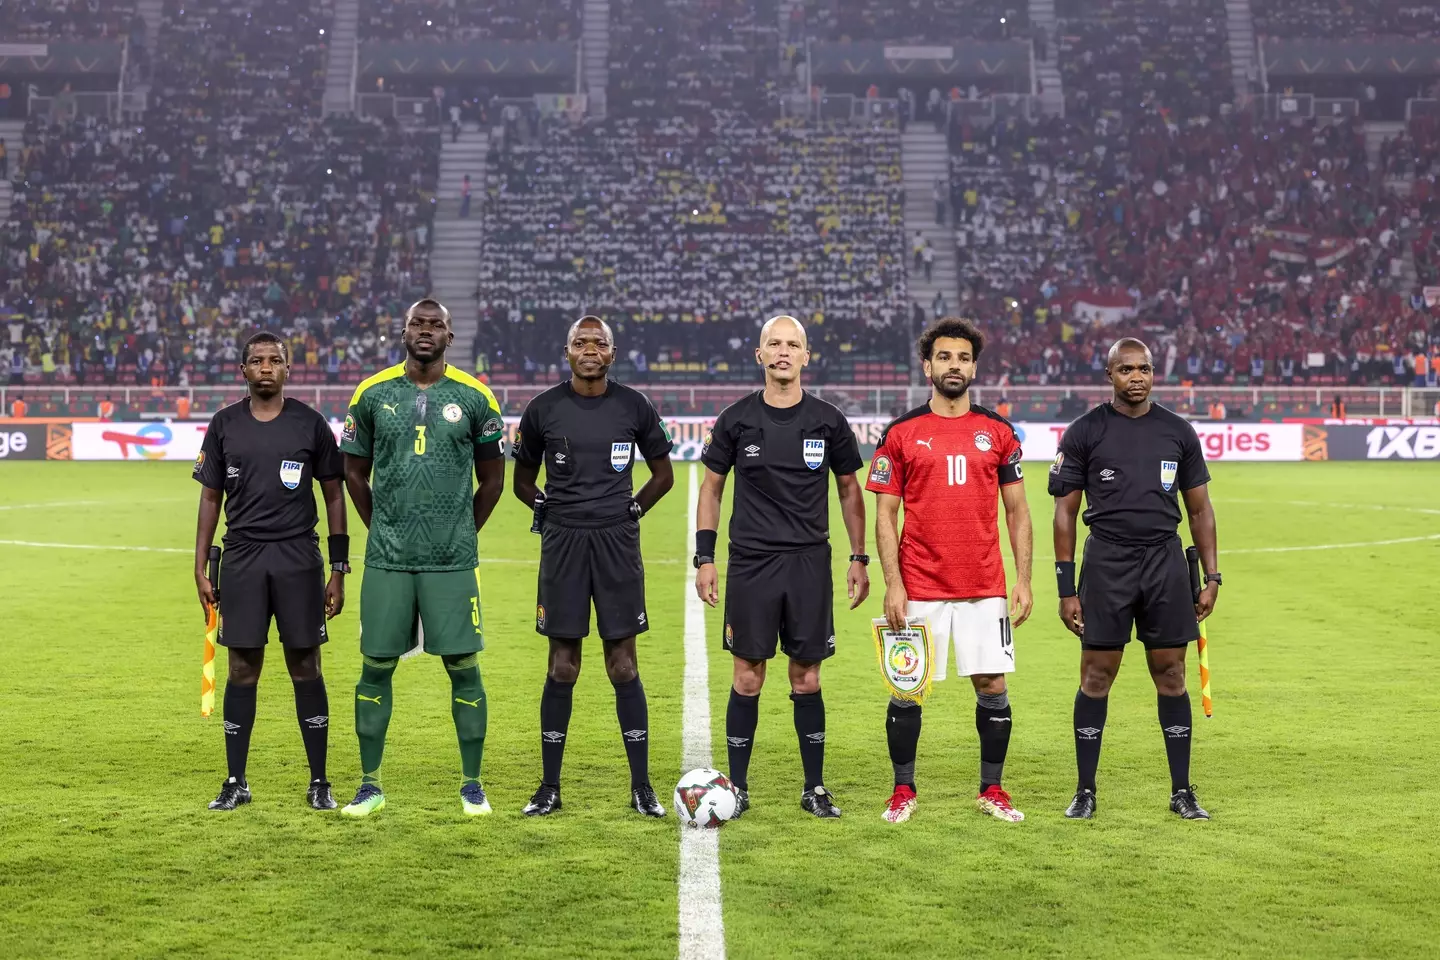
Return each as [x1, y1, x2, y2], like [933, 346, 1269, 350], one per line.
[693, 555, 715, 569]
[1204, 572, 1222, 587]
[850, 554, 871, 565]
[331, 562, 351, 574]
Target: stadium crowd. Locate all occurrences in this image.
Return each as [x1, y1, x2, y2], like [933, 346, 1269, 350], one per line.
[477, 113, 909, 377]
[801, 0, 1027, 42]
[1057, 0, 1232, 121]
[3, 0, 1440, 396]
[0, 0, 139, 40]
[1, 0, 440, 386]
[357, 0, 580, 42]
[1251, 0, 1440, 39]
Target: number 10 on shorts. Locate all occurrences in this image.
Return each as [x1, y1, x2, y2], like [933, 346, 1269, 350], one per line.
[947, 454, 967, 486]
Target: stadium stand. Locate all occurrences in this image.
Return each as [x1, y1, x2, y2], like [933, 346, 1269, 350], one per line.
[1057, 0, 1232, 120]
[357, 0, 580, 41]
[801, 0, 1027, 42]
[2, 0, 1440, 415]
[476, 113, 909, 384]
[0, 0, 139, 40]
[1251, 1, 1440, 39]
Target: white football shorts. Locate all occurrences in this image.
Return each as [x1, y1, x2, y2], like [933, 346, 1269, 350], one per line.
[907, 597, 1015, 681]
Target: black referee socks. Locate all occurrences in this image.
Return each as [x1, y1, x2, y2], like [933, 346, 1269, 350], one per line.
[1157, 692, 1193, 793]
[291, 676, 329, 783]
[223, 681, 258, 784]
[1073, 690, 1108, 792]
[539, 677, 575, 787]
[791, 690, 826, 792]
[612, 676, 650, 789]
[726, 689, 760, 791]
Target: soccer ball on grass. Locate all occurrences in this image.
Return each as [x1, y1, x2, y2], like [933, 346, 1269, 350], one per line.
[674, 768, 738, 828]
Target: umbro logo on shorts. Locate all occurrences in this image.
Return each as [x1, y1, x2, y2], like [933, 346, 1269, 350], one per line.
[303, 716, 328, 729]
[1163, 725, 1191, 737]
[727, 737, 750, 747]
[1076, 726, 1101, 740]
[542, 730, 565, 742]
[623, 729, 648, 742]
[637, 611, 647, 625]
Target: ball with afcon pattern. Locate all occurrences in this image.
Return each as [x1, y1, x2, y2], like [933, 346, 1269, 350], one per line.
[674, 768, 738, 828]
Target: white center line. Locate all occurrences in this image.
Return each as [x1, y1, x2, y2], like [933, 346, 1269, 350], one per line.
[678, 462, 725, 960]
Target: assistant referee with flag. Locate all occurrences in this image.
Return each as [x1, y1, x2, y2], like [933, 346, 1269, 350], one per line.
[193, 331, 349, 812]
[1049, 338, 1221, 821]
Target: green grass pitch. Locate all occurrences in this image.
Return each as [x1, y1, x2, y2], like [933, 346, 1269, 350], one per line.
[1, 460, 1438, 958]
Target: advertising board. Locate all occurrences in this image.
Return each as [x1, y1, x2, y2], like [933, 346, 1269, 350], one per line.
[63, 419, 1308, 463]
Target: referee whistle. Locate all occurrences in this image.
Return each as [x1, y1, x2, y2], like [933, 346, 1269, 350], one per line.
[530, 492, 547, 535]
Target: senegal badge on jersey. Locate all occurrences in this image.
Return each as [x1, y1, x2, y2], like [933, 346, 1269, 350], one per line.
[340, 363, 504, 572]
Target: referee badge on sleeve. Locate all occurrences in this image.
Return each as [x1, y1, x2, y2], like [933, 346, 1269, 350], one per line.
[1160, 460, 1178, 491]
[279, 460, 303, 490]
[611, 442, 633, 472]
[803, 438, 825, 470]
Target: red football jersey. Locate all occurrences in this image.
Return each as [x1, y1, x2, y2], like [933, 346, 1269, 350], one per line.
[865, 405, 1024, 601]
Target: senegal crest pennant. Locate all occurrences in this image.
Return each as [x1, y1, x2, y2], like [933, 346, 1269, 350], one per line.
[872, 618, 934, 705]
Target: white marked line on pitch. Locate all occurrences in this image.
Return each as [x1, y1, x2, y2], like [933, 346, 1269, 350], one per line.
[0, 496, 190, 512]
[1225, 533, 1440, 554]
[679, 462, 725, 960]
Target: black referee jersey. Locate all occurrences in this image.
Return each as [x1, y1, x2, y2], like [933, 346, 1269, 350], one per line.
[1048, 401, 1209, 648]
[700, 390, 864, 554]
[701, 390, 863, 662]
[512, 379, 673, 640]
[193, 398, 341, 648]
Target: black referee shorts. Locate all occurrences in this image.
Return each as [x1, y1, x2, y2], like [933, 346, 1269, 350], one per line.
[723, 544, 835, 663]
[536, 520, 648, 642]
[217, 534, 327, 649]
[1078, 535, 1199, 650]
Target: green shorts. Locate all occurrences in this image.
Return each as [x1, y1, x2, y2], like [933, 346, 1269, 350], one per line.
[359, 566, 485, 658]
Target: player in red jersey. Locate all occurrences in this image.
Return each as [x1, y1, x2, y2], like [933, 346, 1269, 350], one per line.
[867, 317, 1033, 824]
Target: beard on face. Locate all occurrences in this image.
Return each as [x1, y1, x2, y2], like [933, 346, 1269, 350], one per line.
[931, 369, 970, 399]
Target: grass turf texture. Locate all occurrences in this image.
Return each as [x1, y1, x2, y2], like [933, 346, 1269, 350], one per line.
[0, 460, 1437, 958]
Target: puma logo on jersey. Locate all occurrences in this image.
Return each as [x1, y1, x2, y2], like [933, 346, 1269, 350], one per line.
[454, 696, 483, 708]
[357, 693, 383, 705]
[916, 438, 933, 450]
[380, 402, 399, 415]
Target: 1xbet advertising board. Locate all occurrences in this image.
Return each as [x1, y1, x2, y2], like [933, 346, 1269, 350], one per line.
[1305, 424, 1440, 461]
[67, 420, 1308, 463]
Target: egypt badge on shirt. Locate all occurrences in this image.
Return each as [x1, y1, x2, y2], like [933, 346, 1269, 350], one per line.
[279, 459, 304, 490]
[1160, 459, 1178, 492]
[803, 438, 825, 470]
[611, 442, 633, 472]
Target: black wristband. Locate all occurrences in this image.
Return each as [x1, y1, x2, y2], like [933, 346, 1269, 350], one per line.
[1056, 560, 1077, 598]
[695, 529, 718, 559]
[328, 534, 350, 566]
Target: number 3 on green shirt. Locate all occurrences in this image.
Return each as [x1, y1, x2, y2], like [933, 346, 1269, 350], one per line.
[414, 425, 427, 456]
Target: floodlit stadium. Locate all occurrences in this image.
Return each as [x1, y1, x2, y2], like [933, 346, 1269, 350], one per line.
[2, 1, 1440, 958]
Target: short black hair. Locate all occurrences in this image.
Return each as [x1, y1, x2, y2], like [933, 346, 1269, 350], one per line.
[918, 316, 985, 362]
[406, 298, 451, 323]
[242, 331, 287, 363]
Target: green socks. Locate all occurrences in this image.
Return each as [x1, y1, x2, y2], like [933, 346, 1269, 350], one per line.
[355, 655, 398, 785]
[443, 653, 487, 783]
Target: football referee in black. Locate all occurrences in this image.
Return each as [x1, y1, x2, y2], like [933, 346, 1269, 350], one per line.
[695, 314, 869, 819]
[193, 331, 351, 811]
[512, 315, 676, 818]
[1049, 337, 1220, 821]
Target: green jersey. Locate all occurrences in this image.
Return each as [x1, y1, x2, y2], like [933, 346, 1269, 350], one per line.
[341, 363, 505, 571]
